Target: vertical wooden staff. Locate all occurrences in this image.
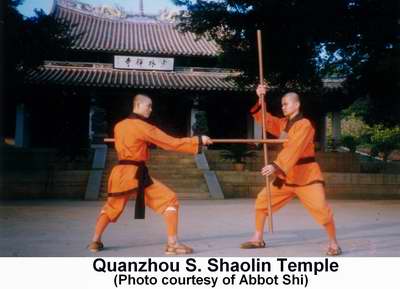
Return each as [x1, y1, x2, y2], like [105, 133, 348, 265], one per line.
[257, 29, 273, 233]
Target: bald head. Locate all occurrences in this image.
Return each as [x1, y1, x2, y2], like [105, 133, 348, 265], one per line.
[281, 92, 301, 119]
[282, 92, 300, 103]
[133, 94, 151, 106]
[133, 94, 153, 118]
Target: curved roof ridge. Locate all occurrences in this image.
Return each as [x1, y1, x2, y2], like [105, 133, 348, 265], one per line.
[52, 0, 220, 57]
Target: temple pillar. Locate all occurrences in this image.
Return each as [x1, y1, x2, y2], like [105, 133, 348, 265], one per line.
[15, 103, 30, 147]
[332, 111, 342, 147]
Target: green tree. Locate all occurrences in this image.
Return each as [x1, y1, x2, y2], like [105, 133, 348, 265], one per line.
[173, 1, 353, 111]
[367, 125, 400, 162]
[340, 134, 360, 153]
[340, 1, 399, 127]
[3, 0, 75, 138]
[173, 0, 399, 124]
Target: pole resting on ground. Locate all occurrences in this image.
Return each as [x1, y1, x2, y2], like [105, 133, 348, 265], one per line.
[257, 29, 274, 234]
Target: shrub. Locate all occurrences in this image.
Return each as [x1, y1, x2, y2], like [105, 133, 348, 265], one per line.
[340, 135, 360, 152]
[366, 125, 400, 161]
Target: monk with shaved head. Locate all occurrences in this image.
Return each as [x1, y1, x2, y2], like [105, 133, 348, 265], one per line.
[88, 93, 212, 255]
[241, 84, 341, 256]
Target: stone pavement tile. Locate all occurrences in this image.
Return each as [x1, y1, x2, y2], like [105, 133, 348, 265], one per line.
[0, 199, 399, 257]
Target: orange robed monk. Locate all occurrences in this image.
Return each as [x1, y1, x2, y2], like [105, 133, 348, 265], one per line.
[240, 84, 342, 256]
[88, 94, 212, 255]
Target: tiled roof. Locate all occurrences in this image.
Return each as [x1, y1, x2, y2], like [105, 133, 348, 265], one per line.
[52, 0, 220, 57]
[26, 62, 242, 91]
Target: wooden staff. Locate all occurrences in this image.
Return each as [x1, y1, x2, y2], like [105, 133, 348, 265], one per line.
[257, 29, 273, 233]
[104, 138, 286, 144]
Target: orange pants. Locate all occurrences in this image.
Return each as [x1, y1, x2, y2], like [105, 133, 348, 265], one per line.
[100, 178, 179, 223]
[255, 182, 333, 226]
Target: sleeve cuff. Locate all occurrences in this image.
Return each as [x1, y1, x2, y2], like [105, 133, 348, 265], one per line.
[272, 162, 286, 177]
[250, 103, 262, 115]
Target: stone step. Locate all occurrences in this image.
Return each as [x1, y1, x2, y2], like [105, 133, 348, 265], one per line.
[101, 149, 209, 200]
[100, 192, 209, 200]
[102, 172, 203, 178]
[104, 165, 198, 170]
[103, 168, 203, 177]
[153, 176, 206, 185]
[176, 192, 210, 199]
[149, 172, 205, 179]
[102, 180, 208, 194]
[168, 186, 208, 194]
[100, 184, 208, 194]
[151, 164, 198, 169]
[149, 159, 196, 163]
[105, 160, 197, 169]
[105, 157, 197, 163]
[104, 164, 198, 170]
[162, 183, 208, 191]
[100, 183, 208, 194]
[106, 153, 196, 160]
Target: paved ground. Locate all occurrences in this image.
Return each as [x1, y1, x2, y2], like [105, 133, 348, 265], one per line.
[1, 199, 399, 257]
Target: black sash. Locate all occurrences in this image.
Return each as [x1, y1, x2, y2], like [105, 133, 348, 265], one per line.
[272, 157, 316, 188]
[296, 156, 316, 165]
[118, 160, 153, 219]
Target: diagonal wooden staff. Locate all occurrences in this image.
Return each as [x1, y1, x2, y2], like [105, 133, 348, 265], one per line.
[257, 29, 274, 233]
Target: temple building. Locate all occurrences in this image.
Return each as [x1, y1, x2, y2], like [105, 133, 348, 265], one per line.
[16, 0, 341, 148]
[18, 0, 256, 148]
[6, 0, 383, 203]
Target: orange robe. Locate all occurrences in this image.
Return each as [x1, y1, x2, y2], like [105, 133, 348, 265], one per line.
[250, 103, 324, 186]
[250, 103, 333, 226]
[101, 114, 200, 222]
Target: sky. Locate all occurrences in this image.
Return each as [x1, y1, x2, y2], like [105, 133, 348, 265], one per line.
[18, 0, 181, 17]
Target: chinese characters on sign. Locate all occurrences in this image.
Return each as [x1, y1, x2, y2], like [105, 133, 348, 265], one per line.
[114, 56, 174, 71]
